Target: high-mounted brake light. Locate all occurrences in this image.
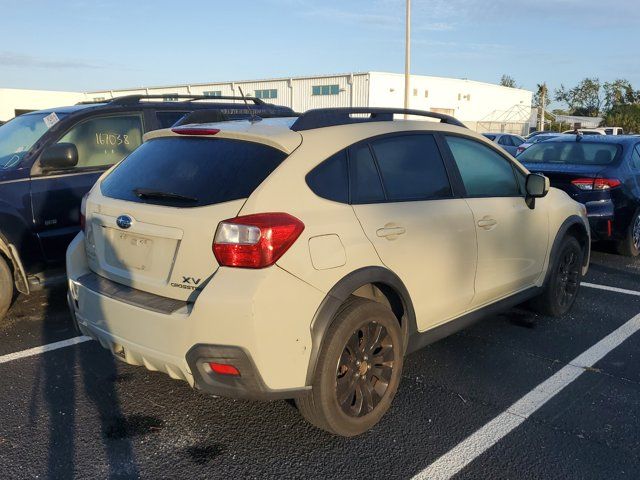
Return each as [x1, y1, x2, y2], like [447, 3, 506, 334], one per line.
[171, 127, 220, 136]
[213, 213, 305, 268]
[571, 178, 621, 191]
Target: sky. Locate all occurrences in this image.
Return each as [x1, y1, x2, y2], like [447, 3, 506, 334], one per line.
[1, 0, 639, 100]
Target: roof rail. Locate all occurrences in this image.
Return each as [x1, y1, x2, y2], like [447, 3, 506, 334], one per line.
[104, 94, 267, 106]
[290, 107, 467, 131]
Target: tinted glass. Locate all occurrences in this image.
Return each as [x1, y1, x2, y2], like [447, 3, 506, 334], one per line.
[306, 150, 349, 203]
[58, 115, 143, 168]
[0, 112, 67, 169]
[446, 136, 520, 197]
[630, 145, 640, 170]
[370, 134, 451, 201]
[518, 141, 621, 165]
[101, 137, 287, 207]
[349, 144, 385, 204]
[498, 135, 513, 146]
[156, 111, 188, 128]
[483, 134, 496, 141]
[511, 136, 525, 146]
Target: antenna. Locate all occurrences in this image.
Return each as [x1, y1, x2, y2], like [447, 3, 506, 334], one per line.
[237, 86, 261, 123]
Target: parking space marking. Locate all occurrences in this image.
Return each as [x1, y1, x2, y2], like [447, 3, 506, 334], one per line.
[0, 336, 91, 365]
[583, 282, 640, 297]
[412, 312, 640, 480]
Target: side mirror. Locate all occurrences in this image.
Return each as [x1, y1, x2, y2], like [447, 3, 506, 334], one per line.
[526, 173, 550, 198]
[40, 143, 78, 170]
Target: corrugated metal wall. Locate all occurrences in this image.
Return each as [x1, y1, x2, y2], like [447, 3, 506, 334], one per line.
[88, 73, 371, 112]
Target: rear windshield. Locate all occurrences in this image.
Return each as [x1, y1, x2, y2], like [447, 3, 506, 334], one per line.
[517, 141, 621, 165]
[100, 137, 287, 207]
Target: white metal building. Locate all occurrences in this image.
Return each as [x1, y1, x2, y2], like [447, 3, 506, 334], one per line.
[0, 72, 533, 133]
[86, 72, 533, 134]
[0, 88, 82, 122]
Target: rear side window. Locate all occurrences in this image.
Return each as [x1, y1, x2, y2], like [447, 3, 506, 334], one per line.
[305, 150, 349, 203]
[349, 144, 385, 204]
[101, 137, 287, 207]
[156, 111, 188, 128]
[370, 134, 452, 201]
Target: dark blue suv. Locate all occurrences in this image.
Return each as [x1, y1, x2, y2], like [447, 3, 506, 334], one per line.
[0, 95, 294, 320]
[518, 135, 640, 256]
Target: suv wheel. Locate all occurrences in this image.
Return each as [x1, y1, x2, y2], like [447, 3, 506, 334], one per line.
[531, 236, 583, 317]
[296, 297, 404, 437]
[616, 209, 640, 257]
[0, 256, 13, 321]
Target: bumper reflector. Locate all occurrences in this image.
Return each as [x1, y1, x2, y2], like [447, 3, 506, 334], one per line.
[208, 362, 241, 376]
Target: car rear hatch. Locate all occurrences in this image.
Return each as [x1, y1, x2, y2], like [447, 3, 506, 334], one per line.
[84, 124, 301, 301]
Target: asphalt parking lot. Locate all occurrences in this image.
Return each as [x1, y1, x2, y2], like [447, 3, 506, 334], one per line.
[1, 247, 640, 479]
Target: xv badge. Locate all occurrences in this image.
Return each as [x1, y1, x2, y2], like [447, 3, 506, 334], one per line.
[182, 276, 202, 286]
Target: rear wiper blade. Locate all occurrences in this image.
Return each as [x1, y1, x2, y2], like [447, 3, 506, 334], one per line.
[133, 188, 198, 203]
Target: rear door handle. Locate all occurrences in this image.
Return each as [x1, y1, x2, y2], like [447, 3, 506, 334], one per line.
[477, 217, 498, 230]
[376, 226, 406, 238]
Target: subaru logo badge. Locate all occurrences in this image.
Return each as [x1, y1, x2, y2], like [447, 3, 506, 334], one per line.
[116, 215, 132, 229]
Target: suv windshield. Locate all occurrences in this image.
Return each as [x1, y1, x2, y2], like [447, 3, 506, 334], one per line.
[0, 112, 67, 169]
[518, 141, 621, 165]
[101, 137, 288, 207]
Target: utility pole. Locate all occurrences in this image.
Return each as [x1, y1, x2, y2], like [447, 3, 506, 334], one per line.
[540, 83, 546, 132]
[404, 0, 411, 118]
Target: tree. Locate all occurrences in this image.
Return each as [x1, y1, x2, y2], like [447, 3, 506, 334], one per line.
[603, 79, 639, 110]
[499, 74, 517, 88]
[602, 104, 640, 134]
[533, 83, 550, 109]
[554, 78, 603, 117]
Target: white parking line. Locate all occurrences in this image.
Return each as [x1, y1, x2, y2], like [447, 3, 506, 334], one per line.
[412, 312, 640, 480]
[583, 282, 640, 297]
[0, 336, 91, 365]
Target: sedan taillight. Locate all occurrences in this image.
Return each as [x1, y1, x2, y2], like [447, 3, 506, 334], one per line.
[571, 178, 621, 191]
[213, 213, 305, 268]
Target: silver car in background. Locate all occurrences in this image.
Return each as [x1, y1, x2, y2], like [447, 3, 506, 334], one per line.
[482, 133, 525, 156]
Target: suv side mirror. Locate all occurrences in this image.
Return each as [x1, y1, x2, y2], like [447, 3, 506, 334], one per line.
[40, 143, 78, 170]
[526, 173, 550, 198]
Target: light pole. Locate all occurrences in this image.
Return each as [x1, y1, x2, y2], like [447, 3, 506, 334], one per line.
[404, 0, 411, 118]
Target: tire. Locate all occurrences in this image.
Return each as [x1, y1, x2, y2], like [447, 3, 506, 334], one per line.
[0, 256, 13, 322]
[530, 236, 583, 317]
[295, 297, 404, 437]
[616, 209, 640, 257]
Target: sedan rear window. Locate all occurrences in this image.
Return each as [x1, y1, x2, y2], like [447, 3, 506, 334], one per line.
[101, 137, 287, 207]
[517, 141, 621, 165]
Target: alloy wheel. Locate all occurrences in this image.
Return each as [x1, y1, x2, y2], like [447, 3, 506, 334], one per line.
[335, 321, 395, 417]
[632, 214, 640, 251]
[556, 248, 580, 309]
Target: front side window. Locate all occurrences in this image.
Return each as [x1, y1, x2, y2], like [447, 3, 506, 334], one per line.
[446, 136, 521, 197]
[57, 115, 143, 169]
[370, 134, 452, 201]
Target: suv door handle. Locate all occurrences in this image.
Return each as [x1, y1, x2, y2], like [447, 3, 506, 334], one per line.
[376, 226, 406, 238]
[477, 216, 498, 230]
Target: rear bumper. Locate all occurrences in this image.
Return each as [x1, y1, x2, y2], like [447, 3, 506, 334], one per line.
[585, 200, 615, 241]
[66, 233, 323, 399]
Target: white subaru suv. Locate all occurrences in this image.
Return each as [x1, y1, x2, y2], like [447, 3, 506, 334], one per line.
[66, 108, 590, 436]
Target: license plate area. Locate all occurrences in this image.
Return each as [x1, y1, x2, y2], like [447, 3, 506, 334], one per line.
[104, 228, 154, 271]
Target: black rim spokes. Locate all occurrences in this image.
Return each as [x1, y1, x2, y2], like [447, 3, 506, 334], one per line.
[557, 249, 580, 308]
[633, 215, 640, 250]
[336, 321, 395, 417]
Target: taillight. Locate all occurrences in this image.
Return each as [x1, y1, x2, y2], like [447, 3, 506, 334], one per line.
[571, 178, 621, 191]
[80, 193, 89, 233]
[213, 213, 305, 268]
[171, 127, 220, 135]
[516, 146, 525, 155]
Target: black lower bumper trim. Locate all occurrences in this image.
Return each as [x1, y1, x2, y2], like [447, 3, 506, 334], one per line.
[186, 344, 310, 401]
